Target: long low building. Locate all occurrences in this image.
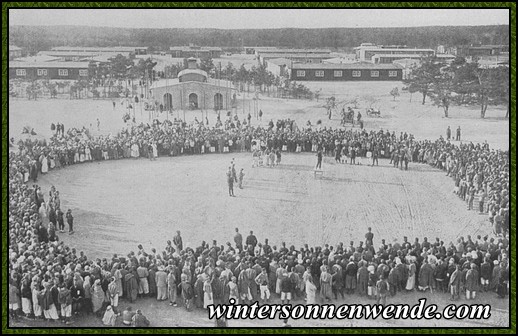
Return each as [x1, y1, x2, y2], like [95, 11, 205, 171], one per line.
[169, 46, 223, 58]
[289, 63, 403, 81]
[371, 53, 456, 64]
[51, 46, 148, 55]
[9, 61, 91, 80]
[40, 50, 132, 62]
[256, 48, 332, 56]
[259, 53, 334, 65]
[354, 44, 435, 62]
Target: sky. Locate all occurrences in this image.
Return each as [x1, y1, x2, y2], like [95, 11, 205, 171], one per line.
[9, 8, 509, 29]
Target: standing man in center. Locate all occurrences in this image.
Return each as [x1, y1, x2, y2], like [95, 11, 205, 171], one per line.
[238, 169, 245, 189]
[227, 167, 235, 197]
[246, 231, 258, 253]
[316, 148, 323, 170]
[66, 209, 74, 234]
[365, 227, 374, 247]
[173, 231, 183, 252]
[234, 228, 243, 252]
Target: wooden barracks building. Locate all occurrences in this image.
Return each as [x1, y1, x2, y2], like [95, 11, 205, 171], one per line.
[9, 61, 91, 80]
[289, 63, 403, 81]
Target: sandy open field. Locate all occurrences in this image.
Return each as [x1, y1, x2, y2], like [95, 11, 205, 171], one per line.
[37, 153, 494, 259]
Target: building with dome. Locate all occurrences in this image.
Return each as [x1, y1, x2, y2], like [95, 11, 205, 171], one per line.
[150, 58, 234, 111]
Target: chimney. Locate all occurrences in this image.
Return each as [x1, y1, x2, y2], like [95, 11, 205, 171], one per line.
[187, 57, 197, 69]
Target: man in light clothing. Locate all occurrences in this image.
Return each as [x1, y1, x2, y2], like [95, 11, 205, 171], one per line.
[9, 280, 20, 321]
[58, 284, 73, 324]
[155, 266, 168, 301]
[107, 277, 120, 314]
[136, 263, 150, 297]
[255, 267, 270, 303]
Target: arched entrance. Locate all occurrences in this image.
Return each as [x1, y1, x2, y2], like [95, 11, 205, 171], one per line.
[214, 93, 223, 110]
[188, 93, 198, 109]
[163, 93, 173, 110]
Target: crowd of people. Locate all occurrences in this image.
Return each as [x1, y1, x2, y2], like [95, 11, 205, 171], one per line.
[8, 116, 510, 327]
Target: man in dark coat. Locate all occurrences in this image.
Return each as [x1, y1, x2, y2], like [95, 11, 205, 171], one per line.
[132, 309, 150, 327]
[66, 209, 74, 234]
[418, 259, 434, 292]
[344, 257, 358, 294]
[56, 208, 65, 233]
[226, 167, 235, 197]
[479, 257, 492, 292]
[246, 231, 258, 251]
[173, 231, 183, 252]
[316, 149, 323, 169]
[465, 263, 479, 300]
[234, 228, 243, 251]
[449, 265, 461, 300]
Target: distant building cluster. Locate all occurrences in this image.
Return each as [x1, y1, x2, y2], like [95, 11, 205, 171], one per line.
[354, 43, 438, 63]
[8, 41, 509, 83]
[261, 45, 405, 82]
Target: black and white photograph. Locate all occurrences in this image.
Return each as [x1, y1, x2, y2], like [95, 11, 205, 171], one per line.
[6, 7, 511, 329]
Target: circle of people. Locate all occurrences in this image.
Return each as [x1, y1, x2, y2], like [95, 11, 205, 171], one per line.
[8, 117, 509, 326]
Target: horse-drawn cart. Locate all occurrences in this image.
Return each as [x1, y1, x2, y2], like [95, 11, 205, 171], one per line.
[366, 107, 381, 117]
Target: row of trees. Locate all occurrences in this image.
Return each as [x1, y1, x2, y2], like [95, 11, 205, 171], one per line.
[404, 57, 509, 118]
[10, 25, 509, 52]
[89, 55, 158, 85]
[15, 53, 317, 101]
[164, 57, 316, 100]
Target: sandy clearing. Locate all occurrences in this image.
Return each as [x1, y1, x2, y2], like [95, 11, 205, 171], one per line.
[37, 152, 493, 260]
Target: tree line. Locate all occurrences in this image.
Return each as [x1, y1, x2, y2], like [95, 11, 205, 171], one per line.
[165, 57, 315, 99]
[404, 57, 509, 119]
[9, 24, 509, 54]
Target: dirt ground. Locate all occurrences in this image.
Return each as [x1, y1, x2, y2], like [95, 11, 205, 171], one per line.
[8, 79, 510, 328]
[36, 153, 495, 259]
